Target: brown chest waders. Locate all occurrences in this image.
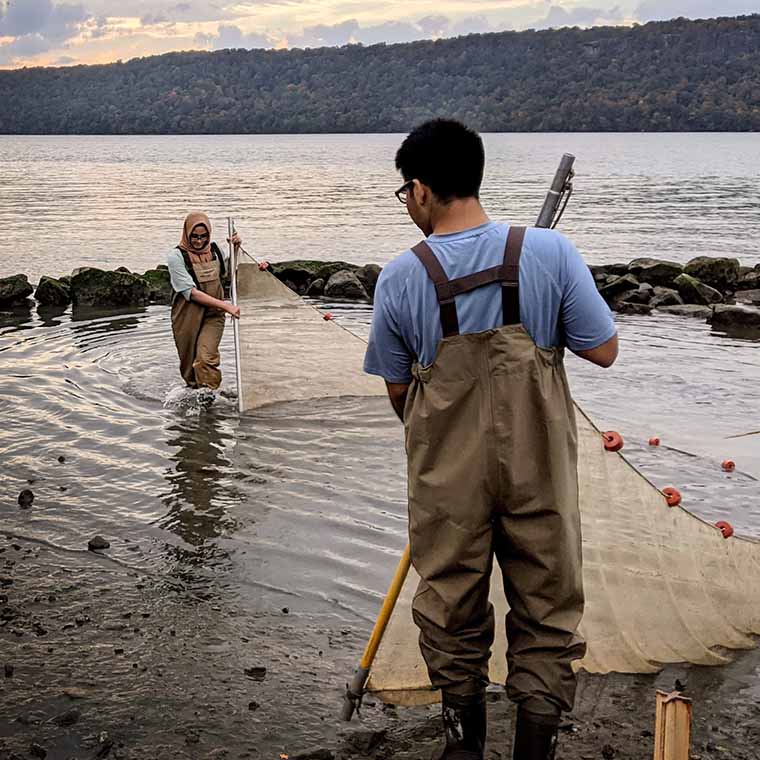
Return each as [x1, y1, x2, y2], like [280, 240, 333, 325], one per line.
[404, 226, 586, 717]
[171, 254, 226, 390]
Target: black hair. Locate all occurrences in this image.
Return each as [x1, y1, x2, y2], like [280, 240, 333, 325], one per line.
[395, 119, 485, 202]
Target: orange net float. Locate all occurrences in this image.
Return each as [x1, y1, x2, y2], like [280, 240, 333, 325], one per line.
[648, 437, 661, 447]
[662, 487, 682, 507]
[716, 521, 734, 539]
[258, 261, 270, 271]
[602, 431, 624, 452]
[323, 312, 334, 321]
[721, 460, 736, 472]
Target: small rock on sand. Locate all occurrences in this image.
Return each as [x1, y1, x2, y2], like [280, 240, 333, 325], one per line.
[343, 729, 387, 753]
[244, 666, 267, 681]
[62, 686, 89, 699]
[88, 536, 110, 551]
[17, 489, 34, 508]
[53, 708, 81, 727]
[291, 749, 335, 760]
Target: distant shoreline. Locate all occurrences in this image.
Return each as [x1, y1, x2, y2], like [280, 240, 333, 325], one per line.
[2, 15, 759, 135]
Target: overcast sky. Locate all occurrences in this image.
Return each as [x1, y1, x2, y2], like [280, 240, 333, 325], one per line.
[1, 0, 759, 68]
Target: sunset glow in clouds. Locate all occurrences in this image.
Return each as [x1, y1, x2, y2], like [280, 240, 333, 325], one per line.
[2, 0, 760, 68]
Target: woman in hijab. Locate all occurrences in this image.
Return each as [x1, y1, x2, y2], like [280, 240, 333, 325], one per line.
[167, 212, 241, 390]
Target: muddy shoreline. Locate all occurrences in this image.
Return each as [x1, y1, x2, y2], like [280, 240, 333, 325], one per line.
[2, 532, 759, 760]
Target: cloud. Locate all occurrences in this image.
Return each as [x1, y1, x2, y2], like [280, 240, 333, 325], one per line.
[449, 16, 500, 36]
[84, 0, 230, 25]
[7, 0, 760, 68]
[416, 15, 450, 36]
[0, 0, 90, 64]
[352, 20, 427, 46]
[291, 19, 360, 48]
[635, 0, 760, 21]
[196, 23, 275, 51]
[537, 4, 624, 29]
[141, 12, 169, 25]
[139, 1, 205, 26]
[199, 17, 454, 52]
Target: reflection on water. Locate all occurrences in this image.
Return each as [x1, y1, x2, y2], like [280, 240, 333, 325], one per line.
[1, 302, 759, 609]
[161, 412, 241, 547]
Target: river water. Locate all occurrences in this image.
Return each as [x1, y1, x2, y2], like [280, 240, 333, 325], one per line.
[1, 134, 760, 752]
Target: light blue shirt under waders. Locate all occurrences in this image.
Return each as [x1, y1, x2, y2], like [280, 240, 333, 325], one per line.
[364, 221, 616, 384]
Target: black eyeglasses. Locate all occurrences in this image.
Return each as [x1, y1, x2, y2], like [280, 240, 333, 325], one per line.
[395, 180, 414, 205]
[190, 232, 209, 241]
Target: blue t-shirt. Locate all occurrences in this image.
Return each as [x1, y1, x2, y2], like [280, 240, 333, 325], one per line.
[364, 221, 616, 384]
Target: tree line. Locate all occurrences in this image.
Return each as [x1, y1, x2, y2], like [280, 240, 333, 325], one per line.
[1, 14, 760, 134]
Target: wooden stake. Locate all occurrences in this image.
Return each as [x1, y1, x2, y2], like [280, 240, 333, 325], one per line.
[654, 691, 692, 760]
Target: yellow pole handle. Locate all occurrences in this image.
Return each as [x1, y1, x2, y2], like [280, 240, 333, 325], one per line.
[341, 543, 412, 720]
[360, 543, 412, 669]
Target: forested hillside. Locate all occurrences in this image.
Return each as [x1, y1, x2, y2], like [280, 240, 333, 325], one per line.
[1, 14, 759, 134]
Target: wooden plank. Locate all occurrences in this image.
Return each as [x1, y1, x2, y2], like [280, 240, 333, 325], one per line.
[654, 691, 692, 760]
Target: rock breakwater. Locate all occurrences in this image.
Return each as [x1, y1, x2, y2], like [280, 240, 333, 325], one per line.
[2, 256, 760, 334]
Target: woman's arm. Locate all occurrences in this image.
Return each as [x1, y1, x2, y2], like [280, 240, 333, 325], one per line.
[190, 288, 240, 318]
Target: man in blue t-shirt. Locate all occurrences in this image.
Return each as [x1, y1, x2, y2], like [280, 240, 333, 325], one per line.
[364, 120, 617, 760]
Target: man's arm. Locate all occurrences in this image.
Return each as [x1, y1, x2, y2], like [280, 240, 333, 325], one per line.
[363, 262, 415, 418]
[575, 333, 618, 368]
[558, 237, 619, 368]
[385, 382, 410, 422]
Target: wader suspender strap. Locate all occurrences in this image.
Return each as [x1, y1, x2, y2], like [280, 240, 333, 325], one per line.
[177, 247, 201, 289]
[411, 241, 460, 337]
[178, 243, 226, 286]
[501, 226, 526, 326]
[211, 242, 226, 282]
[411, 226, 527, 337]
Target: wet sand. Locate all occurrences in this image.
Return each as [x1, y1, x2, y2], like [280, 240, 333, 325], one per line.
[3, 533, 759, 760]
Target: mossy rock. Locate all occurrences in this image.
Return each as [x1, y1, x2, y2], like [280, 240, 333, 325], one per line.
[628, 258, 683, 287]
[598, 274, 639, 302]
[356, 264, 382, 299]
[306, 278, 325, 297]
[684, 257, 740, 292]
[0, 274, 34, 307]
[268, 260, 330, 295]
[674, 273, 722, 306]
[650, 287, 683, 308]
[35, 276, 71, 306]
[313, 261, 359, 284]
[324, 270, 369, 301]
[737, 271, 760, 290]
[141, 268, 173, 304]
[70, 268, 149, 307]
[269, 260, 358, 296]
[711, 304, 760, 331]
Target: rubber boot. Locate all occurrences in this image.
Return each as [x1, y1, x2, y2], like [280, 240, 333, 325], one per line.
[438, 690, 487, 760]
[512, 708, 560, 760]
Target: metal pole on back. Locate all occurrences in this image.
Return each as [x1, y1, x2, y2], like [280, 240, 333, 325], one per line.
[228, 216, 244, 414]
[535, 153, 575, 229]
